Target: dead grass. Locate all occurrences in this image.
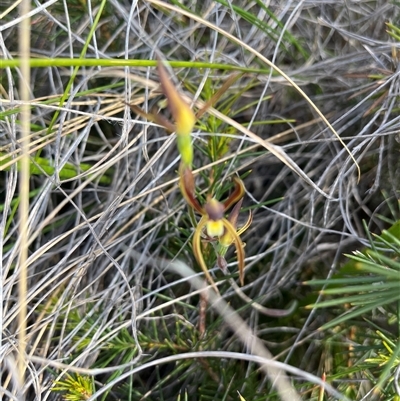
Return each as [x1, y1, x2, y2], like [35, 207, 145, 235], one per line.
[1, 1, 400, 400]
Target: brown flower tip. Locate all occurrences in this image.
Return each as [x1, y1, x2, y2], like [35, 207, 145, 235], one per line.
[157, 60, 196, 137]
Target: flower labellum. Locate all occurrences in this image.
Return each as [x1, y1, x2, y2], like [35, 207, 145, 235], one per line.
[204, 198, 225, 238]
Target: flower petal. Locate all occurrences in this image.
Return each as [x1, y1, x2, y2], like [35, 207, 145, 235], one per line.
[227, 198, 243, 229]
[237, 210, 253, 236]
[222, 218, 245, 286]
[218, 199, 244, 248]
[223, 176, 245, 211]
[179, 165, 204, 214]
[193, 216, 220, 294]
[195, 73, 242, 119]
[157, 60, 196, 137]
[128, 103, 176, 133]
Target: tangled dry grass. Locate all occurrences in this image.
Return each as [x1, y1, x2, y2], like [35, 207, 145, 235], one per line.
[1, 0, 400, 400]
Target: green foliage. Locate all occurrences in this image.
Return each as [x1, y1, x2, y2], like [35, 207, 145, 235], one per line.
[53, 374, 94, 401]
[0, 152, 111, 184]
[306, 221, 400, 331]
[306, 220, 400, 399]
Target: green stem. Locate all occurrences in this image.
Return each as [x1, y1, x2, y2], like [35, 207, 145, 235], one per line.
[1, 58, 271, 74]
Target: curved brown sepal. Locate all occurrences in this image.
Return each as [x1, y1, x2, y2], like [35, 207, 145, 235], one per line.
[193, 216, 220, 294]
[222, 218, 245, 286]
[179, 165, 204, 215]
[223, 176, 245, 211]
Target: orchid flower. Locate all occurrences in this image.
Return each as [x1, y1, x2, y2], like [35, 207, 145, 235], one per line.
[128, 59, 253, 294]
[180, 166, 251, 293]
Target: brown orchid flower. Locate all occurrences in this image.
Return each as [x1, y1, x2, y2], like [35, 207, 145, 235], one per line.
[180, 165, 251, 293]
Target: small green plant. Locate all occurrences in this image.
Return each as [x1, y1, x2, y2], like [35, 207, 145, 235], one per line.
[306, 220, 400, 398]
[53, 374, 94, 401]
